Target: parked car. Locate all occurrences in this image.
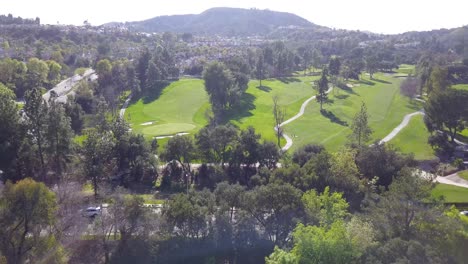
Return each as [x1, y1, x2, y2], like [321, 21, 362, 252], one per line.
[460, 211, 468, 216]
[82, 206, 101, 218]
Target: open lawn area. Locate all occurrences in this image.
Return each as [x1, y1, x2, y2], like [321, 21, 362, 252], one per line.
[124, 79, 210, 138]
[432, 183, 468, 203]
[395, 64, 415, 76]
[283, 73, 423, 152]
[459, 170, 468, 181]
[453, 84, 468, 91]
[389, 115, 436, 160]
[228, 76, 320, 143]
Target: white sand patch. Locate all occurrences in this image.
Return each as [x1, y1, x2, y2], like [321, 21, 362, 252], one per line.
[141, 122, 154, 126]
[155, 133, 190, 140]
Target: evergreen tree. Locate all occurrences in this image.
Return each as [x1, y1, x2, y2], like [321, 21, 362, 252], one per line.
[349, 102, 372, 146]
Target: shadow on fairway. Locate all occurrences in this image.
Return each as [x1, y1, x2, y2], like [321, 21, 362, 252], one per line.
[257, 85, 272, 92]
[142, 81, 171, 104]
[337, 83, 358, 95]
[320, 109, 348, 126]
[372, 78, 392, 84]
[359, 79, 375, 86]
[278, 77, 301, 84]
[335, 94, 350, 100]
[221, 93, 256, 123]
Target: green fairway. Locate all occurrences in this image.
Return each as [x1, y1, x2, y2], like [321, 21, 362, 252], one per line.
[453, 84, 468, 91]
[396, 64, 415, 76]
[283, 73, 423, 152]
[432, 183, 468, 203]
[389, 115, 436, 160]
[459, 170, 468, 181]
[124, 79, 210, 138]
[229, 76, 320, 143]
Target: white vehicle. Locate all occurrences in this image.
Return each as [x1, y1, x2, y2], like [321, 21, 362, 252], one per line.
[460, 211, 468, 216]
[82, 206, 101, 218]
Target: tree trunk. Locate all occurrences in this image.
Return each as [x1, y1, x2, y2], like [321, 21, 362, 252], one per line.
[37, 135, 46, 181]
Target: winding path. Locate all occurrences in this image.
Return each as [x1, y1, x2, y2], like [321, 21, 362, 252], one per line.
[378, 111, 425, 144]
[276, 87, 333, 151]
[436, 173, 468, 188]
[119, 94, 132, 119]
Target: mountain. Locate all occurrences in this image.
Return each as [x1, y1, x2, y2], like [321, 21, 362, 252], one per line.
[111, 7, 322, 36]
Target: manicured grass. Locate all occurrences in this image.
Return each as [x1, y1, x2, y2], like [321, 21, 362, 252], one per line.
[390, 115, 436, 160]
[432, 183, 468, 203]
[396, 64, 415, 76]
[459, 170, 468, 181]
[125, 79, 209, 138]
[229, 76, 320, 143]
[453, 84, 468, 91]
[284, 73, 423, 152]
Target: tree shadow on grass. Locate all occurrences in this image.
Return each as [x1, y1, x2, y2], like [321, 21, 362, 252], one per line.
[359, 79, 375, 86]
[220, 93, 256, 124]
[278, 77, 301, 84]
[320, 109, 348, 127]
[335, 94, 350, 100]
[336, 82, 358, 95]
[257, 85, 272, 92]
[372, 78, 392, 84]
[141, 81, 171, 104]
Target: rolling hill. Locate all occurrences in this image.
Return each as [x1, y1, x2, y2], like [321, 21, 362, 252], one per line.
[107, 7, 322, 36]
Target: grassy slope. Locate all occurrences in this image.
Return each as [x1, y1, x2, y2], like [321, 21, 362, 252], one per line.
[229, 76, 319, 143]
[283, 73, 423, 152]
[390, 115, 436, 160]
[432, 183, 468, 203]
[124, 79, 210, 138]
[459, 170, 468, 181]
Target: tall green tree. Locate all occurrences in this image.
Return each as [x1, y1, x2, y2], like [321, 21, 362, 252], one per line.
[26, 58, 49, 90]
[46, 60, 62, 87]
[425, 89, 468, 142]
[425, 66, 450, 94]
[45, 101, 73, 176]
[365, 55, 378, 79]
[349, 102, 372, 146]
[82, 129, 115, 198]
[0, 84, 19, 180]
[0, 178, 63, 264]
[136, 48, 151, 93]
[161, 136, 196, 193]
[203, 62, 235, 124]
[328, 56, 341, 76]
[302, 187, 349, 227]
[242, 183, 303, 245]
[256, 53, 265, 87]
[195, 125, 238, 165]
[273, 95, 286, 148]
[315, 70, 329, 111]
[23, 88, 48, 177]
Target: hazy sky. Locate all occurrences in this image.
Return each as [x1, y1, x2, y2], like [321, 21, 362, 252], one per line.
[2, 0, 467, 34]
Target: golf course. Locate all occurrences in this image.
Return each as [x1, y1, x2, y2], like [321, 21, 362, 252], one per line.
[123, 68, 448, 161]
[124, 79, 210, 138]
